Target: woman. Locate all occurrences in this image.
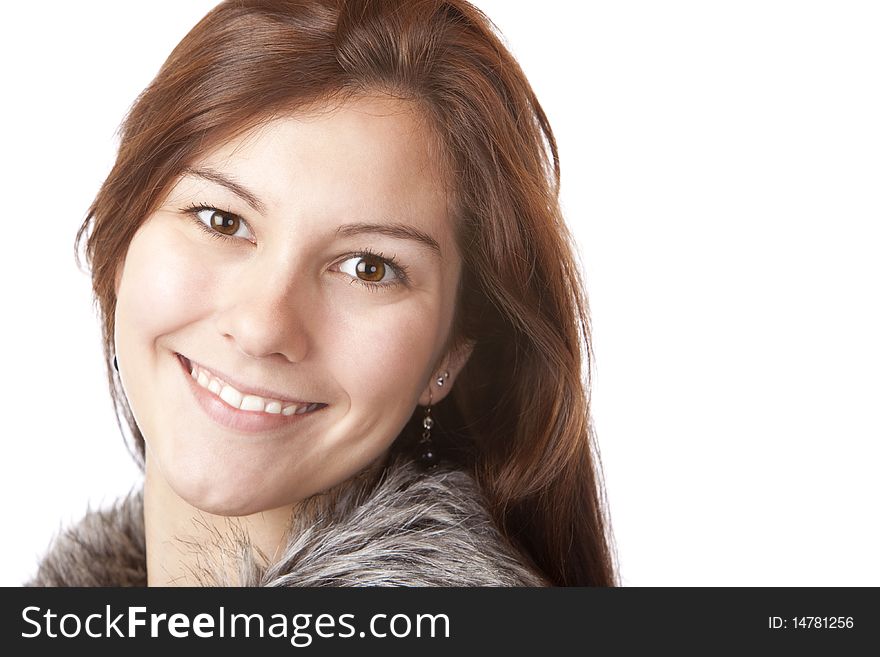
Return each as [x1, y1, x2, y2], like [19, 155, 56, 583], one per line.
[30, 0, 615, 587]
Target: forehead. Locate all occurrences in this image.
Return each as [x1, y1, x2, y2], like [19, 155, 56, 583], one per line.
[188, 96, 453, 240]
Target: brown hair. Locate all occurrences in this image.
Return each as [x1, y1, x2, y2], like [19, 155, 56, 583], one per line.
[75, 0, 616, 586]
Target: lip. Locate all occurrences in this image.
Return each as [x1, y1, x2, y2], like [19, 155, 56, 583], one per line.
[176, 353, 326, 434]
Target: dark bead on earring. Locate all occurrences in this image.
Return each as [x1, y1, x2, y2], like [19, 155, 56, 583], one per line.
[113, 356, 119, 372]
[419, 444, 439, 468]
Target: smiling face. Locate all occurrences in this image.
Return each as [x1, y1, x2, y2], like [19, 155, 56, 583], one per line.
[112, 95, 470, 516]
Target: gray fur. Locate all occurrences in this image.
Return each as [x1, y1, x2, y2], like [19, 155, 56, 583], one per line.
[27, 456, 547, 587]
[27, 489, 147, 587]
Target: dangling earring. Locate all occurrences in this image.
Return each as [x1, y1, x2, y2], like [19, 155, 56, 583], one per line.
[418, 370, 449, 469]
[419, 391, 437, 469]
[113, 355, 119, 373]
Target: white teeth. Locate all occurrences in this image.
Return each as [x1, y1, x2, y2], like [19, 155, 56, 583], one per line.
[240, 395, 265, 412]
[219, 385, 243, 409]
[188, 360, 319, 416]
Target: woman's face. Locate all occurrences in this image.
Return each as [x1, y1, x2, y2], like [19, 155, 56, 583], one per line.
[113, 96, 469, 516]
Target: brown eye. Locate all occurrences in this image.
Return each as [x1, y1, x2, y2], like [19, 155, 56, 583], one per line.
[192, 207, 254, 241]
[209, 210, 239, 235]
[338, 253, 401, 287]
[356, 255, 386, 282]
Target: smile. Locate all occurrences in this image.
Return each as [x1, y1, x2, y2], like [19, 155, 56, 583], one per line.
[189, 360, 320, 415]
[177, 353, 327, 433]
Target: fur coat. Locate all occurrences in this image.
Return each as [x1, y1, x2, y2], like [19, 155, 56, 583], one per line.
[27, 456, 548, 587]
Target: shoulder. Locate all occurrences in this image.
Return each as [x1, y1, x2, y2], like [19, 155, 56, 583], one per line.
[261, 456, 549, 587]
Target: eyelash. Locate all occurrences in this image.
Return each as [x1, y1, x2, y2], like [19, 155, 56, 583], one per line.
[181, 203, 411, 291]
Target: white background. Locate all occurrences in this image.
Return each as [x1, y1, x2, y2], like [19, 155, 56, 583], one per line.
[1, 1, 877, 586]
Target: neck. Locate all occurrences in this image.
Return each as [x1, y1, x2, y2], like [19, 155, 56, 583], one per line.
[142, 452, 389, 587]
[143, 457, 293, 587]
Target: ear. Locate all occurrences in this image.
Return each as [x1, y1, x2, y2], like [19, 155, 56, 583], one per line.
[418, 339, 475, 406]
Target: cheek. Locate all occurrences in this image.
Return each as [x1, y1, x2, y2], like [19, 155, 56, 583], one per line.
[116, 219, 214, 350]
[322, 297, 442, 409]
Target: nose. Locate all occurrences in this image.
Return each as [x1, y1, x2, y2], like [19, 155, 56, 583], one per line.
[213, 260, 313, 364]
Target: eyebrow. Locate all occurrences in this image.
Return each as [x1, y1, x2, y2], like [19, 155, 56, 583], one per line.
[183, 166, 267, 215]
[335, 223, 442, 257]
[182, 166, 442, 256]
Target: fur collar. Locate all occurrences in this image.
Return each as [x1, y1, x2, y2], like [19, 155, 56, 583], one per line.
[28, 456, 547, 587]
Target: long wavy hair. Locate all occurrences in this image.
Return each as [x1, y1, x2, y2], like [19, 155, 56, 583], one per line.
[75, 0, 616, 586]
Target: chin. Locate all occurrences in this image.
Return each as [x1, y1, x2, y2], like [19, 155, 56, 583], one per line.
[184, 492, 261, 518]
[182, 486, 285, 518]
[163, 460, 290, 518]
